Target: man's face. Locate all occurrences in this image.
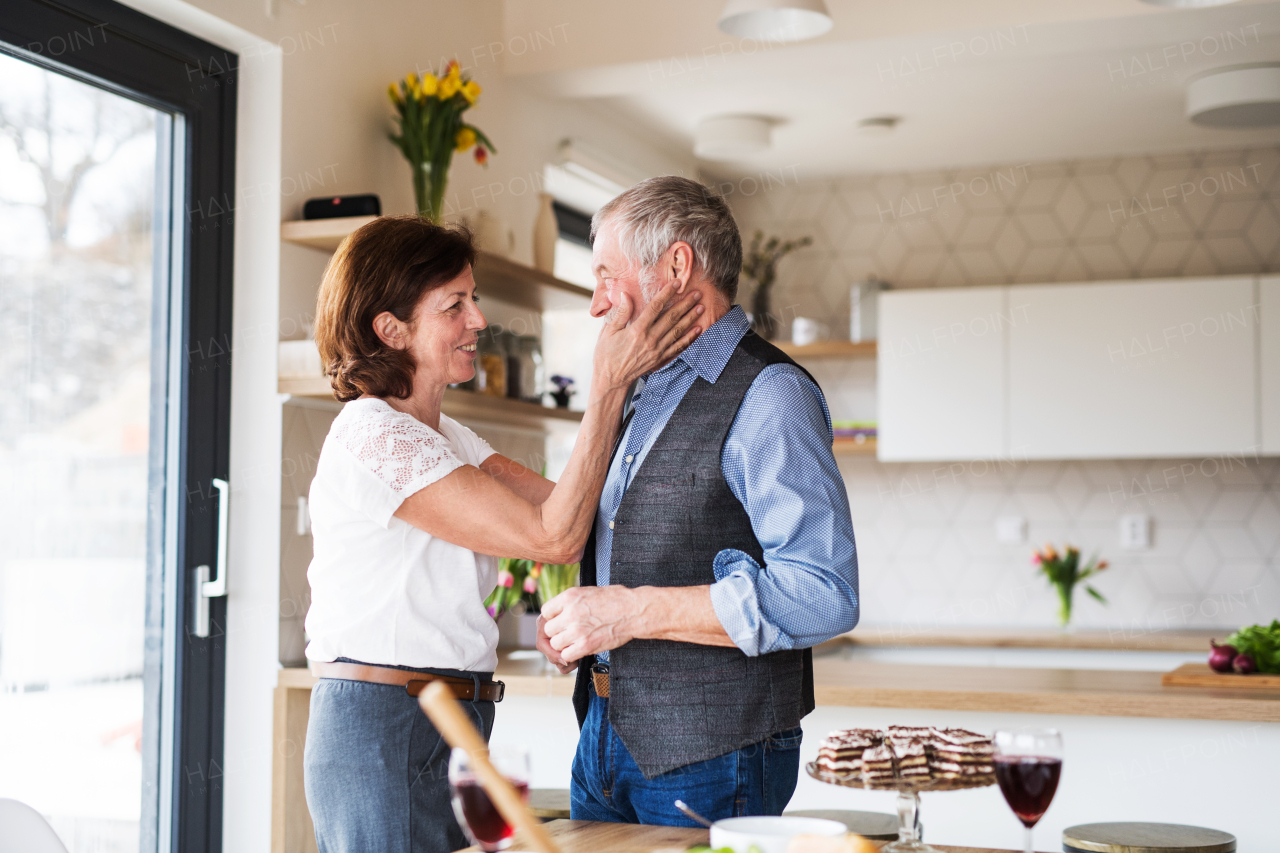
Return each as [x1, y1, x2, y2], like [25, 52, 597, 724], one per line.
[589, 220, 649, 324]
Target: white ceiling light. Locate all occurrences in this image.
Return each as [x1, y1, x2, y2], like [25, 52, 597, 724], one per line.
[718, 0, 833, 43]
[694, 115, 772, 160]
[1187, 65, 1280, 128]
[1139, 0, 1241, 6]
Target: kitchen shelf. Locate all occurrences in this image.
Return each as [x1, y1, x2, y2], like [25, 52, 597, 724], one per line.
[280, 217, 593, 312]
[279, 215, 376, 250]
[278, 376, 584, 431]
[776, 340, 877, 358]
[833, 436, 877, 456]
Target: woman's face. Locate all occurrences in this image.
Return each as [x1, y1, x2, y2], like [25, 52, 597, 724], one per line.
[404, 266, 487, 390]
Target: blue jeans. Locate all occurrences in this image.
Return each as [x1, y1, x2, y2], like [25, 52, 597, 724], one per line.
[303, 669, 495, 853]
[570, 691, 802, 826]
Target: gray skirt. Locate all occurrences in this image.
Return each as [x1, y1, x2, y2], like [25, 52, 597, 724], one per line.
[303, 662, 496, 853]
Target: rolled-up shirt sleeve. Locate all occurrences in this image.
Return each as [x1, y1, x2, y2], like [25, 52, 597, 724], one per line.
[708, 364, 860, 656]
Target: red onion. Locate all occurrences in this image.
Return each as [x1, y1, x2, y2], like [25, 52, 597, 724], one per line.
[1208, 640, 1237, 673]
[1234, 653, 1258, 675]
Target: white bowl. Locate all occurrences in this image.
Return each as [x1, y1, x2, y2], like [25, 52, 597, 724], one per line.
[709, 816, 847, 853]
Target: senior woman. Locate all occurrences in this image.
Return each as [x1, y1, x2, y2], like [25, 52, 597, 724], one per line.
[301, 215, 703, 853]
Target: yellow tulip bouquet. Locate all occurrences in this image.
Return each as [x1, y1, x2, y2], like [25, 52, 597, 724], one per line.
[387, 60, 495, 222]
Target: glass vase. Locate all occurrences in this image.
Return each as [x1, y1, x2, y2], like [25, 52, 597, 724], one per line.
[1055, 584, 1074, 629]
[412, 159, 449, 223]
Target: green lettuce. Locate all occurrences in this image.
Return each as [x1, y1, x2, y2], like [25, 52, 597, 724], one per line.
[1225, 619, 1280, 674]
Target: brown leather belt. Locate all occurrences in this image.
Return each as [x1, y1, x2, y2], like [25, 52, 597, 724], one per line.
[311, 661, 505, 702]
[591, 663, 610, 699]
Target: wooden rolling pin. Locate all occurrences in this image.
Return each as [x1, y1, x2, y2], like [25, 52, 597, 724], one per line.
[417, 681, 563, 853]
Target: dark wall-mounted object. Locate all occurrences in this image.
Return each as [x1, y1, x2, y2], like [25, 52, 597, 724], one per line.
[553, 200, 592, 248]
[303, 194, 381, 220]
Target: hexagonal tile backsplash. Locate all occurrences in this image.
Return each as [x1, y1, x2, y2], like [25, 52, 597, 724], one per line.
[727, 146, 1279, 631]
[835, 454, 1278, 633]
[727, 146, 1280, 326]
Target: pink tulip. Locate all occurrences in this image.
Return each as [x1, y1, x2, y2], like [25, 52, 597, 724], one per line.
[497, 570, 514, 588]
[523, 576, 537, 594]
[1031, 553, 1042, 565]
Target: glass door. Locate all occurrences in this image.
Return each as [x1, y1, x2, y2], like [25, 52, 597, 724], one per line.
[1, 2, 238, 851]
[0, 53, 161, 853]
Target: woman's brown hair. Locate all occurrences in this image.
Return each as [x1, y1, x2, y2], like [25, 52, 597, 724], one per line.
[315, 215, 477, 402]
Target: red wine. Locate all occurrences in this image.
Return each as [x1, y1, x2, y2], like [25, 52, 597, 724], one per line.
[994, 755, 1061, 828]
[454, 779, 529, 846]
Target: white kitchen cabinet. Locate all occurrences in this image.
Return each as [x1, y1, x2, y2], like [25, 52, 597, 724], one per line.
[1262, 276, 1280, 454]
[1008, 277, 1258, 459]
[877, 286, 1006, 461]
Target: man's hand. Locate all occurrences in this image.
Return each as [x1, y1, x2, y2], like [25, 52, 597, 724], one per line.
[535, 614, 577, 675]
[540, 586, 644, 663]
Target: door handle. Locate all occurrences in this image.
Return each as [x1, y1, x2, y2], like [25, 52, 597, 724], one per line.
[193, 477, 229, 638]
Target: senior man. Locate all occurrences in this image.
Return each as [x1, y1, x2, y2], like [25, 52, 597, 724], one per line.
[537, 175, 859, 826]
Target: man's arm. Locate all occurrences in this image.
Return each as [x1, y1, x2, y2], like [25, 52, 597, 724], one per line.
[709, 364, 860, 656]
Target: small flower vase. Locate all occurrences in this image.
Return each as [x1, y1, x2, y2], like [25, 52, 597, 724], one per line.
[1056, 584, 1075, 630]
[749, 277, 778, 340]
[533, 193, 558, 273]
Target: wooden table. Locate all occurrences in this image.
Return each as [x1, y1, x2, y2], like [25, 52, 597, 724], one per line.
[460, 819, 1045, 852]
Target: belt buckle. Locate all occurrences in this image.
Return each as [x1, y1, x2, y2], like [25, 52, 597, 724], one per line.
[591, 662, 609, 675]
[493, 680, 505, 702]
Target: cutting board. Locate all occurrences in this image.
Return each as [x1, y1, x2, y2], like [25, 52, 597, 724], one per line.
[1161, 663, 1280, 689]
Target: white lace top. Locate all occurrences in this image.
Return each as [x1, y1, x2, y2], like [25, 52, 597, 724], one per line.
[304, 398, 501, 671]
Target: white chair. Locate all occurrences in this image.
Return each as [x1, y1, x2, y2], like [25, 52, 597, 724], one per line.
[0, 799, 70, 853]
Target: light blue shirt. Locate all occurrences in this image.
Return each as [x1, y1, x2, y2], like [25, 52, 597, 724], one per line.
[595, 305, 860, 660]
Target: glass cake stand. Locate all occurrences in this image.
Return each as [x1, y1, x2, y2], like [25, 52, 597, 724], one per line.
[806, 761, 994, 853]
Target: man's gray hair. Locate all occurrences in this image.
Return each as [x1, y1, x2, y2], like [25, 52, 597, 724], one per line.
[591, 176, 743, 301]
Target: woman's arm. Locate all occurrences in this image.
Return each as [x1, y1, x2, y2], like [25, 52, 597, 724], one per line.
[479, 454, 554, 505]
[395, 284, 702, 562]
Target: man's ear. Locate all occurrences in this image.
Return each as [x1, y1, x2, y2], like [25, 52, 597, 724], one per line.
[372, 311, 408, 349]
[669, 241, 695, 293]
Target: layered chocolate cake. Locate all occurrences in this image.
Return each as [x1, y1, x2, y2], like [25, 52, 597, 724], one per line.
[815, 725, 995, 788]
[815, 728, 880, 776]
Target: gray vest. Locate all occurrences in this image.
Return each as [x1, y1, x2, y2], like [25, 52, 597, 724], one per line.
[572, 330, 817, 779]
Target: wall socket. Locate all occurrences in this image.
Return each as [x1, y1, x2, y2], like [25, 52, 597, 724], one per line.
[1119, 513, 1150, 550]
[996, 516, 1027, 544]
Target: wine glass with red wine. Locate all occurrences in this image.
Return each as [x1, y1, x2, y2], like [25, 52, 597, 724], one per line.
[448, 745, 531, 852]
[993, 728, 1063, 853]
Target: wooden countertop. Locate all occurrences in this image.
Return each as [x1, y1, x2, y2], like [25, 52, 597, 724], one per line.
[460, 819, 1039, 853]
[280, 650, 1279, 722]
[834, 627, 1219, 653]
[810, 655, 1280, 722]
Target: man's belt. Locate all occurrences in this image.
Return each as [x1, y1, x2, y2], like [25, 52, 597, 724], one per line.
[591, 663, 610, 699]
[311, 661, 505, 702]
